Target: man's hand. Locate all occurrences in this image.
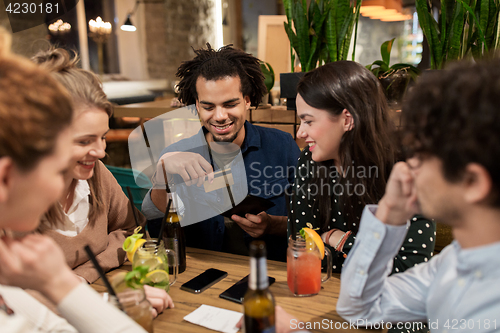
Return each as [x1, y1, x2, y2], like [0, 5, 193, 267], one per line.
[376, 162, 419, 226]
[143, 284, 174, 318]
[231, 212, 270, 238]
[151, 151, 215, 213]
[156, 151, 214, 187]
[0, 234, 81, 305]
[231, 212, 287, 238]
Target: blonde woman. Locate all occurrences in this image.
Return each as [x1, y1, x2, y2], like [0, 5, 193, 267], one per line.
[32, 48, 172, 317]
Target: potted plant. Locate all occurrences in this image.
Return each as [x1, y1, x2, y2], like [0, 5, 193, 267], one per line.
[283, 0, 362, 72]
[366, 38, 420, 103]
[458, 0, 500, 60]
[281, 0, 362, 110]
[416, 0, 466, 69]
[416, 0, 499, 69]
[259, 61, 275, 107]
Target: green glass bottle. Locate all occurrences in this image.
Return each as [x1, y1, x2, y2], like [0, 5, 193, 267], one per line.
[243, 241, 276, 333]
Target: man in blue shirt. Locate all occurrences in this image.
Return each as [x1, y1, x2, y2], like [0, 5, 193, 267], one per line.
[142, 44, 300, 261]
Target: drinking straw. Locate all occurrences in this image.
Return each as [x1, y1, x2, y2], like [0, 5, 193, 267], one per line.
[160, 160, 171, 193]
[285, 188, 296, 240]
[84, 245, 125, 311]
[125, 186, 140, 227]
[157, 198, 172, 240]
[285, 188, 298, 295]
[140, 123, 156, 169]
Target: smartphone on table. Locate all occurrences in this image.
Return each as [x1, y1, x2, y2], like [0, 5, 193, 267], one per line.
[219, 274, 275, 304]
[180, 268, 228, 294]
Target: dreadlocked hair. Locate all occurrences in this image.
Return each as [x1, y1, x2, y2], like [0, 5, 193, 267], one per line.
[176, 43, 266, 107]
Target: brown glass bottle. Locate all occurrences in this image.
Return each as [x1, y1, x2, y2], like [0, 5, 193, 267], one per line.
[163, 204, 186, 274]
[243, 241, 276, 333]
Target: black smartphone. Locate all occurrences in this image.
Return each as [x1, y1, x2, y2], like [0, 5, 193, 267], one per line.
[180, 268, 228, 294]
[221, 195, 276, 218]
[219, 274, 275, 304]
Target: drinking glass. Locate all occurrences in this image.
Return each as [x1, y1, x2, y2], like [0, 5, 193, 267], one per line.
[105, 289, 154, 333]
[287, 233, 332, 296]
[133, 239, 177, 291]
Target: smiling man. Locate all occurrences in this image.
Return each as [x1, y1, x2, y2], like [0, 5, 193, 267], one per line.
[142, 44, 300, 261]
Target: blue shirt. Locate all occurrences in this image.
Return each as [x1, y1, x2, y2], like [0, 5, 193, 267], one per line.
[143, 121, 300, 261]
[337, 205, 500, 332]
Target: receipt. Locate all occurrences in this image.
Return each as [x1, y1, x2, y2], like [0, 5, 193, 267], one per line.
[183, 304, 243, 333]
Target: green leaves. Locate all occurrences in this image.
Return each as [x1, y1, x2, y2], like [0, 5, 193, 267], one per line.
[381, 38, 395, 65]
[260, 62, 275, 93]
[125, 265, 150, 289]
[283, 0, 360, 72]
[416, 0, 500, 69]
[124, 265, 170, 290]
[366, 38, 421, 80]
[325, 0, 361, 63]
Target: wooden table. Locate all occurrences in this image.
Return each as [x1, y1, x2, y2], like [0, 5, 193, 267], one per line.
[92, 248, 380, 333]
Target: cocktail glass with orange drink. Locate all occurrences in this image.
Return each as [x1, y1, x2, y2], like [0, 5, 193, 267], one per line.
[287, 227, 332, 296]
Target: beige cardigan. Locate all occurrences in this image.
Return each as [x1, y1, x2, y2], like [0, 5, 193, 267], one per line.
[41, 161, 146, 283]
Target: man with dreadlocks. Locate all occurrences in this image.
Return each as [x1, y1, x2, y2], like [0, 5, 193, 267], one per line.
[142, 44, 300, 261]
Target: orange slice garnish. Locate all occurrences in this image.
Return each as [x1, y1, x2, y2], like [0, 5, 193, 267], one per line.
[300, 227, 325, 259]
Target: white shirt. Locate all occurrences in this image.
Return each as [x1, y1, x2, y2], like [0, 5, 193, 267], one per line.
[337, 205, 500, 332]
[42, 180, 90, 236]
[0, 285, 76, 332]
[0, 283, 146, 333]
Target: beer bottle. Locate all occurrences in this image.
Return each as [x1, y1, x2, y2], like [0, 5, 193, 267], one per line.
[243, 241, 276, 333]
[163, 200, 186, 274]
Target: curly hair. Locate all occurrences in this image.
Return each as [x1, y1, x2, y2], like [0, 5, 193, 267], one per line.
[176, 43, 266, 107]
[403, 58, 500, 206]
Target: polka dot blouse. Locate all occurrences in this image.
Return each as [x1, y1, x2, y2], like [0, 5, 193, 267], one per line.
[287, 148, 436, 274]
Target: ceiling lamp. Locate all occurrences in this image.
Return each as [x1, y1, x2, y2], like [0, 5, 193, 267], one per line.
[380, 13, 412, 21]
[120, 0, 163, 32]
[359, 0, 386, 14]
[121, 14, 136, 31]
[360, 0, 411, 21]
[361, 0, 401, 15]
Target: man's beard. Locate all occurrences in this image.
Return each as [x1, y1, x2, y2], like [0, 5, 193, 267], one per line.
[210, 121, 241, 143]
[212, 131, 239, 143]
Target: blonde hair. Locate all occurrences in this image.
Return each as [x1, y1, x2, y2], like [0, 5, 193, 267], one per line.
[33, 48, 112, 226]
[32, 48, 113, 117]
[0, 28, 73, 172]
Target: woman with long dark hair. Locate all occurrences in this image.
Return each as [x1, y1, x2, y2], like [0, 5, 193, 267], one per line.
[291, 61, 435, 274]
